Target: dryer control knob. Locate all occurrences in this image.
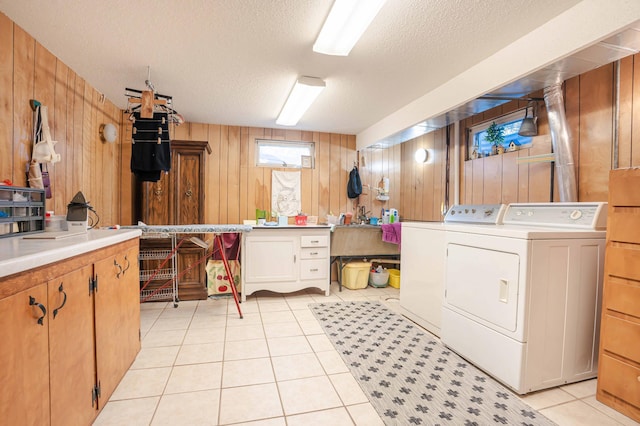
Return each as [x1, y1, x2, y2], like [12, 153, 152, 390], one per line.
[570, 210, 582, 220]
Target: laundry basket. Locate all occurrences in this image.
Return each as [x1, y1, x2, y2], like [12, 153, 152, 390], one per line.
[388, 269, 401, 288]
[342, 262, 371, 289]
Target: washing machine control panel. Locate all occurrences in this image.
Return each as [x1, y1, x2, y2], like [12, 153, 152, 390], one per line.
[444, 204, 507, 224]
[503, 202, 608, 229]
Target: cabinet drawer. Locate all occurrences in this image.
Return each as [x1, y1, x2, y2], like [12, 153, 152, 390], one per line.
[604, 276, 640, 318]
[301, 235, 328, 247]
[609, 169, 640, 207]
[606, 244, 640, 282]
[598, 354, 640, 408]
[609, 209, 640, 244]
[601, 314, 640, 363]
[300, 247, 328, 260]
[300, 259, 328, 280]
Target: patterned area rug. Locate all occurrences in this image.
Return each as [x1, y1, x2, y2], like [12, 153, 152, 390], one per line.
[310, 301, 556, 426]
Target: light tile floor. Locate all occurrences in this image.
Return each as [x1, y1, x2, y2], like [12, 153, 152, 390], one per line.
[94, 283, 639, 426]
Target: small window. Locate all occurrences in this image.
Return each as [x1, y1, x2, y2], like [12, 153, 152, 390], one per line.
[255, 139, 315, 169]
[468, 109, 533, 158]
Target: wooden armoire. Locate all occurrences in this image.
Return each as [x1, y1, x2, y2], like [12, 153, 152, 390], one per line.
[138, 140, 210, 300]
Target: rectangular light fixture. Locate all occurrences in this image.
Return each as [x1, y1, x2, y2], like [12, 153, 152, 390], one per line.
[276, 76, 326, 126]
[313, 0, 387, 56]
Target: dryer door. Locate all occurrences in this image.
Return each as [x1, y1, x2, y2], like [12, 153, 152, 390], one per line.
[445, 243, 520, 332]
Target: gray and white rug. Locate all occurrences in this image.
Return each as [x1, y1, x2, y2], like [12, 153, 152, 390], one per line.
[310, 301, 556, 426]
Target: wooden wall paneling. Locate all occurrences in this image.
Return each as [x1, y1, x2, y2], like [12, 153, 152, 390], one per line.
[310, 132, 321, 217]
[463, 160, 473, 204]
[420, 133, 428, 220]
[12, 25, 34, 188]
[422, 133, 435, 220]
[564, 75, 581, 200]
[218, 125, 230, 223]
[0, 14, 12, 182]
[172, 121, 190, 140]
[391, 144, 403, 216]
[317, 132, 330, 220]
[246, 126, 263, 221]
[618, 55, 634, 168]
[517, 149, 530, 202]
[64, 70, 76, 208]
[482, 155, 502, 203]
[81, 84, 93, 207]
[432, 128, 444, 219]
[89, 87, 100, 217]
[119, 111, 133, 224]
[227, 125, 240, 223]
[398, 141, 410, 219]
[239, 126, 249, 221]
[343, 134, 355, 215]
[73, 77, 85, 198]
[501, 151, 519, 204]
[357, 148, 371, 214]
[579, 64, 614, 201]
[329, 133, 341, 216]
[53, 59, 68, 214]
[300, 131, 313, 216]
[190, 123, 208, 141]
[632, 53, 640, 167]
[527, 137, 553, 202]
[207, 124, 221, 224]
[471, 158, 484, 204]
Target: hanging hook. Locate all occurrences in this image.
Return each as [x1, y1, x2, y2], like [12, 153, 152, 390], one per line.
[145, 66, 155, 92]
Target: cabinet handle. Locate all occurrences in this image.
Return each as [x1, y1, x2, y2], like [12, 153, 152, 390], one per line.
[122, 255, 131, 275]
[52, 283, 67, 318]
[29, 296, 46, 326]
[310, 268, 319, 272]
[310, 240, 319, 243]
[310, 252, 318, 255]
[114, 258, 124, 279]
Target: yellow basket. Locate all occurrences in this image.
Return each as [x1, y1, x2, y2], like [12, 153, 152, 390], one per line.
[388, 269, 401, 288]
[342, 262, 371, 290]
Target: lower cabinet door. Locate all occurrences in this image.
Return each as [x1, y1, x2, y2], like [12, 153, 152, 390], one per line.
[94, 245, 141, 409]
[0, 284, 50, 426]
[48, 265, 97, 426]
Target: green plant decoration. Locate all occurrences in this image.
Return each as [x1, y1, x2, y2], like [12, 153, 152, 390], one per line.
[485, 122, 505, 148]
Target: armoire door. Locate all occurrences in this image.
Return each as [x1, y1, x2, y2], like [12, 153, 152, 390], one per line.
[138, 140, 209, 300]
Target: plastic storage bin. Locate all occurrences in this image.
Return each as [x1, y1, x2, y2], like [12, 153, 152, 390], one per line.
[388, 269, 401, 288]
[342, 261, 371, 289]
[369, 269, 389, 287]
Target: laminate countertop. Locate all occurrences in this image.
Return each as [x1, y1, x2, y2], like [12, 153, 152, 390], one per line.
[0, 229, 142, 279]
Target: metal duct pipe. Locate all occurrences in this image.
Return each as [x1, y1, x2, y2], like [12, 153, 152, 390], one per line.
[544, 84, 578, 202]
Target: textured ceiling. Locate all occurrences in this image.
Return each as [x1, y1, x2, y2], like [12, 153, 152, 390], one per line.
[1, 0, 582, 136]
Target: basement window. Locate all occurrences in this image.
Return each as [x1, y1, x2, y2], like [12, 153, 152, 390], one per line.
[255, 139, 315, 169]
[468, 109, 533, 158]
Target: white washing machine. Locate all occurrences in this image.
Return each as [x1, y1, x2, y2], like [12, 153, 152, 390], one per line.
[441, 202, 607, 394]
[399, 204, 506, 337]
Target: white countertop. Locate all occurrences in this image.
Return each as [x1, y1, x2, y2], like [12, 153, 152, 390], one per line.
[0, 229, 142, 278]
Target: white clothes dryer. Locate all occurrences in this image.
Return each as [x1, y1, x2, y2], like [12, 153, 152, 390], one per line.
[399, 204, 506, 337]
[441, 202, 607, 394]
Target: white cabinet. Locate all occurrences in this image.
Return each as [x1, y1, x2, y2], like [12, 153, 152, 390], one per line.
[241, 227, 331, 301]
[399, 223, 446, 337]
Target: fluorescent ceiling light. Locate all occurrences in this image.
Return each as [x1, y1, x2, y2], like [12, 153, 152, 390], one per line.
[276, 76, 326, 126]
[313, 0, 387, 56]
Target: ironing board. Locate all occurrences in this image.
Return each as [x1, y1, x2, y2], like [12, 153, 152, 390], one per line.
[125, 224, 252, 318]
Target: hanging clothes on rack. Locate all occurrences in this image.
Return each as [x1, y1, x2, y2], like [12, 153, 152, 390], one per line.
[130, 111, 171, 182]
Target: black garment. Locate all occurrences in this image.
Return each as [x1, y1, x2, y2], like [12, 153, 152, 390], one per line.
[130, 112, 171, 182]
[347, 166, 362, 199]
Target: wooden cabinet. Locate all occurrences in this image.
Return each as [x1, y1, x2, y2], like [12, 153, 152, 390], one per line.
[0, 284, 50, 426]
[241, 227, 331, 301]
[0, 238, 140, 426]
[138, 140, 209, 300]
[597, 168, 640, 422]
[94, 244, 141, 407]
